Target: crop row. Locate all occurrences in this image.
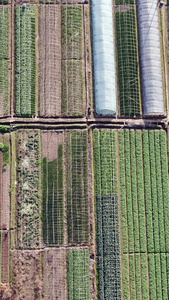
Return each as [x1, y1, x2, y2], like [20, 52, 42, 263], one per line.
[0, 7, 9, 116]
[122, 253, 169, 300]
[93, 129, 121, 300]
[15, 7, 36, 117]
[68, 249, 90, 300]
[16, 130, 41, 248]
[93, 129, 118, 196]
[66, 131, 89, 244]
[42, 130, 89, 246]
[42, 145, 64, 245]
[122, 253, 149, 300]
[116, 8, 140, 116]
[119, 129, 169, 254]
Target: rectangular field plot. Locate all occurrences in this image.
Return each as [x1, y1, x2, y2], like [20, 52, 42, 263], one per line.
[118, 129, 169, 300]
[61, 5, 86, 117]
[93, 129, 121, 300]
[66, 131, 89, 244]
[0, 8, 11, 117]
[61, 60, 85, 117]
[0, 231, 9, 284]
[68, 249, 90, 300]
[38, 5, 61, 117]
[42, 249, 67, 300]
[119, 129, 169, 255]
[0, 133, 10, 230]
[15, 130, 41, 249]
[61, 6, 83, 60]
[11, 250, 42, 299]
[42, 131, 64, 245]
[116, 7, 141, 116]
[15, 7, 36, 117]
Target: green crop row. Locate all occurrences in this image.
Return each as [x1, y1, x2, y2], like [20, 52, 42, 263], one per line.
[93, 129, 121, 299]
[0, 8, 9, 59]
[122, 254, 149, 300]
[15, 7, 36, 117]
[68, 249, 90, 300]
[116, 9, 140, 116]
[61, 60, 85, 117]
[149, 253, 169, 300]
[93, 129, 118, 197]
[97, 195, 121, 300]
[0, 8, 9, 116]
[61, 6, 83, 60]
[66, 131, 89, 244]
[42, 144, 64, 245]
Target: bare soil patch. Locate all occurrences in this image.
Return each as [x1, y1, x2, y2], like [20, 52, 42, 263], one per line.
[42, 130, 63, 160]
[42, 248, 67, 299]
[38, 5, 61, 117]
[11, 250, 42, 300]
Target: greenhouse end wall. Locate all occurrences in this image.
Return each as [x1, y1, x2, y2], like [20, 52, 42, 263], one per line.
[92, 0, 116, 116]
[137, 0, 165, 115]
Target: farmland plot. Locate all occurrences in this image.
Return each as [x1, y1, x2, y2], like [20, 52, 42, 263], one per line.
[61, 6, 85, 117]
[38, 5, 61, 117]
[93, 129, 121, 300]
[42, 249, 67, 300]
[42, 131, 64, 245]
[65, 130, 89, 244]
[0, 231, 9, 284]
[11, 250, 42, 300]
[118, 129, 169, 299]
[116, 7, 140, 116]
[0, 133, 10, 230]
[15, 7, 36, 117]
[0, 7, 11, 117]
[15, 130, 41, 249]
[68, 249, 90, 300]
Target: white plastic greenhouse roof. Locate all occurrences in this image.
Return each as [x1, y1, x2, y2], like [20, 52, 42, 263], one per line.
[137, 0, 164, 115]
[92, 0, 116, 115]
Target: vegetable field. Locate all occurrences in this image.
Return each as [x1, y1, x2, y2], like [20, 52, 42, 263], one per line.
[116, 7, 140, 116]
[0, 7, 10, 117]
[66, 130, 89, 244]
[68, 249, 91, 300]
[93, 129, 121, 299]
[42, 131, 64, 245]
[61, 6, 85, 117]
[42, 130, 89, 246]
[93, 129, 169, 300]
[15, 7, 36, 117]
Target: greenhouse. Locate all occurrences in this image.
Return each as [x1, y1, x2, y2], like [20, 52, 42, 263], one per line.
[91, 0, 116, 115]
[137, 0, 164, 115]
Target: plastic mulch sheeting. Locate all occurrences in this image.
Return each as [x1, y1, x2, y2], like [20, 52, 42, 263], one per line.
[137, 0, 164, 115]
[92, 0, 116, 116]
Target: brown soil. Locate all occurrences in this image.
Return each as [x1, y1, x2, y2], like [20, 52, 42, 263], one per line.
[0, 152, 3, 229]
[42, 248, 68, 299]
[11, 250, 42, 300]
[2, 164, 10, 230]
[0, 283, 13, 300]
[38, 5, 61, 117]
[42, 130, 63, 160]
[84, 5, 93, 117]
[2, 232, 9, 283]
